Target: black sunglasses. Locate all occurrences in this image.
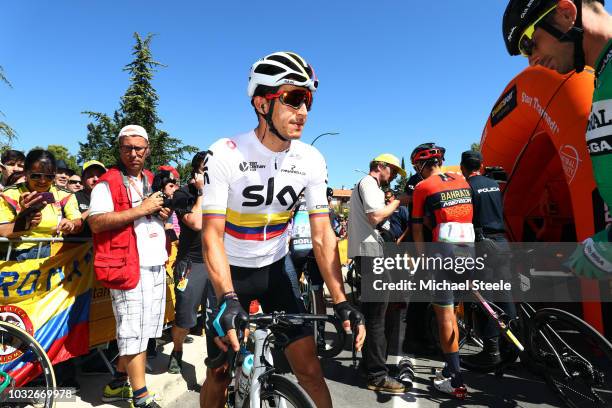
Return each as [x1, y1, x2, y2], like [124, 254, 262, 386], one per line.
[68, 180, 82, 185]
[29, 173, 55, 181]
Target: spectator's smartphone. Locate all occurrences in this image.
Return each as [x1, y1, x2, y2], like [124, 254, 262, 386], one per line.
[36, 192, 55, 204]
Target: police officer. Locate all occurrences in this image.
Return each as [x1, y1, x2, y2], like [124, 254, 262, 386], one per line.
[460, 150, 516, 367]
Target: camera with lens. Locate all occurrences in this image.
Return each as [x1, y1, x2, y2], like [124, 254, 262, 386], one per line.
[159, 193, 195, 212]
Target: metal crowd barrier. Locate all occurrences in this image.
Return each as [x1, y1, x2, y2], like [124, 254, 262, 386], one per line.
[0, 236, 92, 261]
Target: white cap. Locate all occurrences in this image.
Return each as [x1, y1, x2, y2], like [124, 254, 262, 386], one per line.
[118, 125, 148, 141]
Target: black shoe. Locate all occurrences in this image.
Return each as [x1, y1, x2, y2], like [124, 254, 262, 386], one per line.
[396, 357, 414, 388]
[463, 337, 501, 367]
[367, 376, 407, 395]
[167, 351, 183, 374]
[184, 335, 194, 344]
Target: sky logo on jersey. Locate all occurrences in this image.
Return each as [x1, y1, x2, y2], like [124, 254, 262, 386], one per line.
[241, 177, 300, 209]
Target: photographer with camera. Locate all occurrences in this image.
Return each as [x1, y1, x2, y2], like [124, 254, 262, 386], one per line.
[165, 151, 212, 376]
[88, 125, 171, 408]
[348, 153, 408, 394]
[460, 150, 516, 368]
[152, 169, 181, 252]
[0, 149, 81, 260]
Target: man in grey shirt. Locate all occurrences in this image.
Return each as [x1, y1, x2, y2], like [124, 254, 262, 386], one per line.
[348, 153, 406, 394]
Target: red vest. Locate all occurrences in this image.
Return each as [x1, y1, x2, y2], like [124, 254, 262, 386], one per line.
[92, 167, 154, 290]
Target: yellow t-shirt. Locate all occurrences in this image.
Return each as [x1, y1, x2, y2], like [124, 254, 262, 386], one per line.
[0, 183, 81, 250]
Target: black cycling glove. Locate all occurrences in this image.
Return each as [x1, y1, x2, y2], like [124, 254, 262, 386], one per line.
[212, 295, 247, 337]
[333, 301, 365, 330]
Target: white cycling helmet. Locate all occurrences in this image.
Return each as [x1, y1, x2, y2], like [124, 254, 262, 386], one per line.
[247, 51, 318, 97]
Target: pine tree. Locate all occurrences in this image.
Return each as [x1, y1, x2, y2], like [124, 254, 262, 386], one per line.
[79, 33, 196, 169]
[0, 65, 17, 147]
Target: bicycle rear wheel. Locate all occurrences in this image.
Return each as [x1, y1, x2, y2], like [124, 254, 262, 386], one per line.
[0, 320, 56, 408]
[243, 374, 315, 408]
[530, 308, 612, 408]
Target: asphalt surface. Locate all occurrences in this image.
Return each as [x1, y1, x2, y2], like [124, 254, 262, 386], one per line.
[169, 311, 566, 408]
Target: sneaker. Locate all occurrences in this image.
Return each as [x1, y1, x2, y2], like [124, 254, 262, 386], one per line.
[367, 375, 407, 395]
[432, 374, 467, 399]
[167, 351, 183, 374]
[184, 335, 194, 344]
[102, 382, 133, 402]
[130, 395, 162, 408]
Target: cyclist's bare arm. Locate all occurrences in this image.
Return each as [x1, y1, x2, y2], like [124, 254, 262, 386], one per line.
[309, 215, 346, 304]
[202, 216, 234, 298]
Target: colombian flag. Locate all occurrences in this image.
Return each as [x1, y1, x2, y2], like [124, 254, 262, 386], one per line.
[0, 243, 93, 386]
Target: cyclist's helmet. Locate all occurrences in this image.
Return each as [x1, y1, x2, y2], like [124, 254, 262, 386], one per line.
[410, 143, 445, 166]
[326, 187, 334, 199]
[247, 51, 318, 97]
[503, 0, 557, 56]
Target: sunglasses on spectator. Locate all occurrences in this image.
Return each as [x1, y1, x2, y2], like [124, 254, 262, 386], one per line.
[265, 89, 313, 111]
[68, 180, 82, 185]
[119, 145, 147, 155]
[29, 173, 55, 181]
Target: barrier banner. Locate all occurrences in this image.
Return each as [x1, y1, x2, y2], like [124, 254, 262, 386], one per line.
[0, 243, 93, 386]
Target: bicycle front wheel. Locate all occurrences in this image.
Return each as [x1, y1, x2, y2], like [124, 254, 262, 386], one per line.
[243, 374, 315, 408]
[530, 308, 612, 408]
[0, 320, 56, 408]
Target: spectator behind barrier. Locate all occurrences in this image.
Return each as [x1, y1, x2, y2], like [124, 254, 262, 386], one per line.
[54, 160, 71, 189]
[88, 124, 170, 408]
[0, 149, 81, 260]
[73, 160, 106, 238]
[67, 174, 83, 192]
[0, 149, 25, 191]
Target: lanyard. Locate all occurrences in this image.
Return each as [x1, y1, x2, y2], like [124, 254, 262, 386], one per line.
[126, 175, 154, 223]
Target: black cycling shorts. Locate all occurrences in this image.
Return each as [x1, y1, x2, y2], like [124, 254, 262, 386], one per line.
[290, 249, 324, 287]
[204, 255, 311, 367]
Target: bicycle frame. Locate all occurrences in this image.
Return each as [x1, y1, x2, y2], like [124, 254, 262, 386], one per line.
[246, 328, 287, 408]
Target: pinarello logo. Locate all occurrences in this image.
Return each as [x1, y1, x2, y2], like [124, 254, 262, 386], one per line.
[0, 305, 34, 364]
[226, 140, 237, 150]
[559, 144, 581, 184]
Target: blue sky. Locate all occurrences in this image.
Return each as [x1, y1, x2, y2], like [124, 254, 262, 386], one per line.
[1, 1, 551, 188]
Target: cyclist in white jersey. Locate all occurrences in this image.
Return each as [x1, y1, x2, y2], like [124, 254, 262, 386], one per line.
[200, 51, 365, 408]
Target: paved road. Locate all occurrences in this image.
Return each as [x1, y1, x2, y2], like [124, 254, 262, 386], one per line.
[170, 341, 565, 407]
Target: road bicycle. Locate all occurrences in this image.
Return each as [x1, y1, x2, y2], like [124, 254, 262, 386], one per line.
[429, 295, 612, 408]
[208, 312, 330, 408]
[299, 256, 346, 359]
[0, 320, 56, 408]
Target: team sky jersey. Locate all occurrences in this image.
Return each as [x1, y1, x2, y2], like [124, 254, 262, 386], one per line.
[588, 39, 612, 212]
[202, 131, 329, 268]
[412, 172, 474, 243]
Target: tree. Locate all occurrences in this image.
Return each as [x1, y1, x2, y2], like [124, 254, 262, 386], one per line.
[79, 33, 196, 169]
[47, 145, 79, 172]
[471, 142, 481, 151]
[0, 65, 17, 148]
[392, 156, 409, 195]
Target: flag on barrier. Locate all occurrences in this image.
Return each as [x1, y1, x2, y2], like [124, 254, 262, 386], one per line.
[0, 243, 93, 386]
